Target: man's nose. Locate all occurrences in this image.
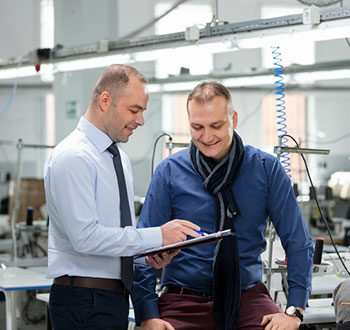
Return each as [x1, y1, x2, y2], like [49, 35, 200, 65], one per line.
[201, 128, 214, 142]
[135, 112, 144, 126]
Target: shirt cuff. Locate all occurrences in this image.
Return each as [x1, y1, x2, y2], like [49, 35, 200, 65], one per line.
[134, 257, 147, 266]
[287, 287, 310, 309]
[138, 227, 162, 250]
[135, 301, 160, 325]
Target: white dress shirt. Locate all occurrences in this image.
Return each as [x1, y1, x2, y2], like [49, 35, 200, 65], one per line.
[44, 117, 162, 279]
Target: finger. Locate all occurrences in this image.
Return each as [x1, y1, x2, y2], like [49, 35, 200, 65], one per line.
[261, 314, 272, 325]
[164, 321, 175, 330]
[164, 249, 180, 261]
[152, 254, 165, 266]
[146, 255, 162, 268]
[167, 249, 181, 257]
[175, 220, 200, 230]
[263, 319, 273, 330]
[180, 227, 202, 238]
[179, 232, 187, 241]
[159, 253, 173, 263]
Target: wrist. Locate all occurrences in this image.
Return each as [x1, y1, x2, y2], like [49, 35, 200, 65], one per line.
[285, 305, 304, 322]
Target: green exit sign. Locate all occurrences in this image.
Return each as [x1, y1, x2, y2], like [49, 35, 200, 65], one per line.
[65, 100, 80, 119]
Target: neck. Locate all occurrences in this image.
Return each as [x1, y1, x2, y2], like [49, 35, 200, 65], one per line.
[84, 106, 106, 134]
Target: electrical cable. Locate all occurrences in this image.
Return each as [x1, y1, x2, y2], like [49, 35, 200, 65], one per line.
[0, 77, 18, 118]
[118, 0, 190, 41]
[282, 133, 350, 276]
[272, 46, 291, 177]
[0, 60, 22, 118]
[151, 133, 172, 178]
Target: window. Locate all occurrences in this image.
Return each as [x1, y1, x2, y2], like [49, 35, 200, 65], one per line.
[155, 2, 212, 157]
[262, 94, 306, 181]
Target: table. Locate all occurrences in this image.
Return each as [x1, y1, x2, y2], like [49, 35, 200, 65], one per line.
[303, 274, 349, 326]
[311, 274, 346, 295]
[0, 267, 52, 330]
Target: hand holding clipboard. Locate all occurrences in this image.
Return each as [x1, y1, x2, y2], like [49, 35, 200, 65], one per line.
[133, 228, 235, 259]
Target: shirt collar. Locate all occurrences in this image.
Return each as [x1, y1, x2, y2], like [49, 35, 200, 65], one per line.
[77, 117, 112, 153]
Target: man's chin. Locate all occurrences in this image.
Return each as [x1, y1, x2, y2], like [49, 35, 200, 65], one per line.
[198, 148, 217, 159]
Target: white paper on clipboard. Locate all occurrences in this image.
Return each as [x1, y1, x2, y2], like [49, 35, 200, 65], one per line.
[133, 229, 234, 259]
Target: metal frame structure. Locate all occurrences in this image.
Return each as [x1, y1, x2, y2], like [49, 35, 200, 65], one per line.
[266, 137, 330, 292]
[0, 7, 350, 70]
[10, 139, 55, 266]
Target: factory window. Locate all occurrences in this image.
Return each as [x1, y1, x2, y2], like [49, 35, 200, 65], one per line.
[155, 2, 212, 158]
[261, 5, 315, 67]
[260, 5, 313, 183]
[262, 94, 306, 182]
[155, 2, 213, 77]
[161, 94, 190, 158]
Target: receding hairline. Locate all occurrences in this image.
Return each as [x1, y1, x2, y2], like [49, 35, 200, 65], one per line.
[186, 81, 234, 115]
[90, 64, 147, 105]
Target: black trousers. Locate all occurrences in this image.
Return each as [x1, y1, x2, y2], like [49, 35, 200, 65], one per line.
[49, 284, 129, 330]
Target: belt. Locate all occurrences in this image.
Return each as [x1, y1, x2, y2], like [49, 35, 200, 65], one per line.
[53, 275, 129, 296]
[162, 285, 211, 298]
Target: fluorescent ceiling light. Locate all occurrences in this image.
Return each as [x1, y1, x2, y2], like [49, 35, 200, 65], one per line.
[2, 13, 350, 80]
[0, 66, 39, 79]
[292, 69, 350, 83]
[147, 69, 350, 93]
[0, 41, 232, 80]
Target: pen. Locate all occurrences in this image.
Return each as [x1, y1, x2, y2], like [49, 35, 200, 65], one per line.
[193, 229, 208, 236]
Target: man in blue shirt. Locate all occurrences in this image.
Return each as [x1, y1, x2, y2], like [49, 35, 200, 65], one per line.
[132, 81, 313, 330]
[44, 64, 200, 330]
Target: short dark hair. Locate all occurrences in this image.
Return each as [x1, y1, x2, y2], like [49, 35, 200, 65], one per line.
[91, 64, 147, 105]
[187, 81, 233, 114]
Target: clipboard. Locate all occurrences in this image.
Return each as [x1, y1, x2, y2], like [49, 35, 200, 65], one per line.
[133, 228, 234, 259]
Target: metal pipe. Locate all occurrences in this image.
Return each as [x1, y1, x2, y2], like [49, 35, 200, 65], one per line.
[10, 139, 24, 266]
[273, 146, 330, 155]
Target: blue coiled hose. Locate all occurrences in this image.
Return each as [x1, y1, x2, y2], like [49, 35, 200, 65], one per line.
[271, 46, 291, 177]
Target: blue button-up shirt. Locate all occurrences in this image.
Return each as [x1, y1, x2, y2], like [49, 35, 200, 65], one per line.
[44, 117, 162, 280]
[132, 145, 313, 323]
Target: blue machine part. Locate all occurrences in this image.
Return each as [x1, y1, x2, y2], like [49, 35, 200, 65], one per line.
[271, 46, 291, 177]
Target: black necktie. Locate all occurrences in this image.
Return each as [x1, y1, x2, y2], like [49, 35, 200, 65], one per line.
[107, 143, 133, 292]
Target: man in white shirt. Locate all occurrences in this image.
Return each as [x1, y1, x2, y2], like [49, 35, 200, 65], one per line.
[44, 64, 200, 330]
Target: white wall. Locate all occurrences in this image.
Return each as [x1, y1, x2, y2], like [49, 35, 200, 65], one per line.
[0, 0, 40, 58]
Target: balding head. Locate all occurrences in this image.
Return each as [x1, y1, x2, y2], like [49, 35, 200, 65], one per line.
[90, 64, 147, 107]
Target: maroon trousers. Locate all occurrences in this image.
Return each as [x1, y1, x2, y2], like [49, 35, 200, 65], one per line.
[158, 282, 282, 330]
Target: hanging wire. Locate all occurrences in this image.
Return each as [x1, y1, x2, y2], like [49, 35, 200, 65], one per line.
[282, 134, 350, 276]
[151, 133, 173, 178]
[118, 0, 190, 41]
[271, 46, 291, 177]
[0, 61, 22, 118]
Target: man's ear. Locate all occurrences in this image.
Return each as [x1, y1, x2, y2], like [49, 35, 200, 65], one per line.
[99, 91, 113, 112]
[233, 111, 238, 129]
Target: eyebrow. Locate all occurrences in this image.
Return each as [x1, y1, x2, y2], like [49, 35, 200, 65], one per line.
[129, 104, 146, 111]
[191, 120, 224, 126]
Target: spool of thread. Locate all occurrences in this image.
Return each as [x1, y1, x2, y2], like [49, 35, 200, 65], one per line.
[313, 238, 324, 264]
[26, 207, 33, 226]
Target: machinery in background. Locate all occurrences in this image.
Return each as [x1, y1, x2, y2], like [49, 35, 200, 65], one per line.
[296, 172, 350, 244]
[298, 186, 345, 240]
